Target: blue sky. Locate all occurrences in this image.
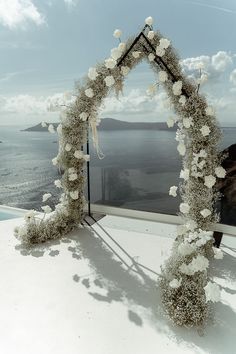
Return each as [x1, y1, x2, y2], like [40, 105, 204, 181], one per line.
[0, 0, 236, 126]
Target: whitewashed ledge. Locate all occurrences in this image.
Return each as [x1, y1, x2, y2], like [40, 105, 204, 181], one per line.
[0, 214, 235, 354]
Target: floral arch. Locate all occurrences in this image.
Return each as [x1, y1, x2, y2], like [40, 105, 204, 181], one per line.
[16, 17, 225, 329]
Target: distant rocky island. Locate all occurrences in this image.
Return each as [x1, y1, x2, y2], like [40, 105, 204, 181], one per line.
[22, 118, 176, 132]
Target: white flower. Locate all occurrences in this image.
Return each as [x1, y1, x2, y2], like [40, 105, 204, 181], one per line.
[185, 219, 197, 231]
[132, 51, 141, 59]
[42, 193, 52, 202]
[113, 29, 122, 38]
[85, 88, 94, 98]
[204, 175, 216, 188]
[156, 46, 165, 57]
[83, 154, 90, 162]
[41, 205, 52, 214]
[65, 143, 72, 152]
[205, 106, 214, 116]
[88, 67, 98, 80]
[145, 16, 153, 26]
[169, 278, 182, 289]
[172, 81, 182, 95]
[167, 117, 175, 128]
[169, 186, 178, 197]
[180, 169, 190, 180]
[57, 124, 62, 134]
[80, 112, 88, 121]
[74, 150, 83, 159]
[180, 203, 190, 214]
[195, 231, 212, 247]
[104, 75, 115, 87]
[177, 224, 187, 236]
[204, 282, 221, 302]
[24, 210, 37, 222]
[121, 66, 130, 76]
[177, 142, 186, 156]
[110, 47, 122, 60]
[178, 243, 195, 256]
[213, 247, 224, 260]
[118, 42, 126, 52]
[54, 179, 62, 188]
[183, 117, 193, 129]
[180, 255, 209, 275]
[68, 167, 76, 174]
[159, 38, 170, 49]
[215, 166, 226, 178]
[105, 57, 117, 69]
[200, 208, 211, 218]
[179, 95, 186, 106]
[52, 157, 58, 165]
[200, 125, 210, 137]
[147, 30, 155, 40]
[70, 191, 79, 200]
[68, 173, 78, 181]
[197, 73, 208, 85]
[41, 121, 47, 128]
[159, 70, 168, 82]
[48, 124, 55, 134]
[148, 53, 155, 62]
[197, 160, 205, 170]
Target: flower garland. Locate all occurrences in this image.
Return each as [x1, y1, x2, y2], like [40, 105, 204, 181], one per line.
[15, 16, 224, 328]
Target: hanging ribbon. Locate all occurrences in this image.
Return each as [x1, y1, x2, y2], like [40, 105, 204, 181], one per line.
[89, 120, 105, 160]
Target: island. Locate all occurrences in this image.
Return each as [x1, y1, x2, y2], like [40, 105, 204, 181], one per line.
[22, 118, 177, 132]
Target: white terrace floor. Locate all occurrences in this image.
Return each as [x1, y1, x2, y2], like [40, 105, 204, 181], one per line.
[0, 213, 235, 354]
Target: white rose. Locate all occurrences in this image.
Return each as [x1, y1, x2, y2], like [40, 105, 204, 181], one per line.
[169, 278, 182, 289]
[68, 167, 76, 174]
[169, 186, 178, 197]
[215, 166, 226, 178]
[179, 95, 186, 106]
[200, 125, 210, 137]
[65, 143, 72, 152]
[177, 142, 186, 156]
[57, 124, 62, 134]
[74, 150, 83, 159]
[132, 51, 141, 59]
[167, 117, 175, 128]
[52, 157, 58, 165]
[80, 112, 88, 121]
[70, 191, 79, 200]
[213, 247, 224, 260]
[68, 173, 78, 181]
[156, 46, 165, 57]
[180, 203, 190, 214]
[85, 88, 94, 98]
[183, 117, 193, 129]
[42, 193, 52, 202]
[200, 208, 211, 218]
[121, 66, 130, 76]
[147, 30, 155, 40]
[113, 29, 122, 38]
[54, 179, 62, 188]
[104, 75, 115, 87]
[204, 175, 216, 188]
[159, 38, 170, 49]
[110, 47, 122, 60]
[172, 81, 182, 96]
[88, 67, 98, 80]
[41, 205, 52, 214]
[105, 58, 117, 69]
[159, 70, 168, 82]
[83, 154, 90, 162]
[118, 42, 126, 52]
[178, 243, 195, 256]
[148, 53, 155, 62]
[48, 124, 55, 134]
[180, 169, 190, 180]
[145, 16, 153, 26]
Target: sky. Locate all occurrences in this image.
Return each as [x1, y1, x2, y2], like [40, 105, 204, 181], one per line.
[0, 0, 236, 126]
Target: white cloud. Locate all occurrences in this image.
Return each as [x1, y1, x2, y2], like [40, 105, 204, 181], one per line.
[0, 0, 44, 29]
[230, 68, 236, 85]
[181, 51, 233, 82]
[64, 0, 78, 7]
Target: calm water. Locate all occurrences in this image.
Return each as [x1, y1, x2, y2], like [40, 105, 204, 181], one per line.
[0, 125, 235, 222]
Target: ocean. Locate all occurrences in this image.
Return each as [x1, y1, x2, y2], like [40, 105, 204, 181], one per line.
[0, 125, 235, 222]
